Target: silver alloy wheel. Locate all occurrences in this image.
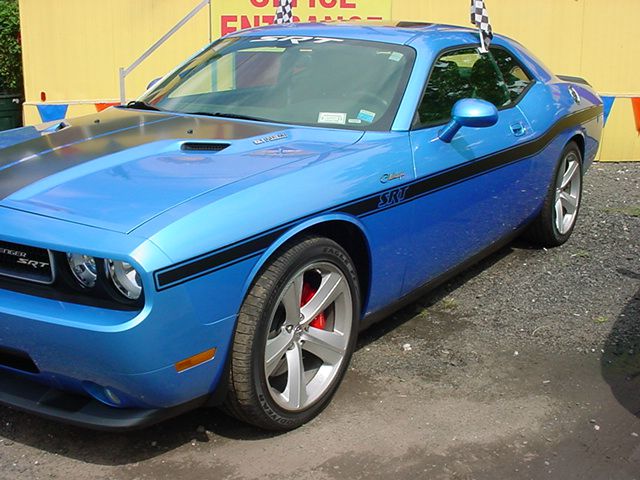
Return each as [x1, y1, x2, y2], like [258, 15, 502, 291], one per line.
[264, 262, 353, 412]
[554, 151, 581, 235]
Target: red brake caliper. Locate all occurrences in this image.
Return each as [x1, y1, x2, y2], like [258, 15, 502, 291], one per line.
[301, 281, 327, 330]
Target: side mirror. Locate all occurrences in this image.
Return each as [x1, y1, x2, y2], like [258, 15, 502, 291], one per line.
[147, 77, 162, 90]
[439, 99, 499, 143]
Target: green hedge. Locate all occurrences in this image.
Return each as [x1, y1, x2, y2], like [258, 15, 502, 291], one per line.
[0, 0, 22, 94]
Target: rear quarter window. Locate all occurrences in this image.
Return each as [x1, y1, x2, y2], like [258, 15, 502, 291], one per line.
[491, 47, 534, 102]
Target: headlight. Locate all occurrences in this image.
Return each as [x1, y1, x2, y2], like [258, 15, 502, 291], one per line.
[105, 260, 143, 300]
[66, 253, 98, 288]
[62, 252, 144, 306]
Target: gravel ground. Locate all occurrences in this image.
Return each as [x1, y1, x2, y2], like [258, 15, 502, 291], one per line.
[0, 162, 639, 480]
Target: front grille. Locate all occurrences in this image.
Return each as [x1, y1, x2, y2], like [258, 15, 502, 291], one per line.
[0, 240, 54, 285]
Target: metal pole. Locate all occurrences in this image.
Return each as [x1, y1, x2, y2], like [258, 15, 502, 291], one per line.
[119, 68, 126, 105]
[479, 29, 487, 53]
[208, 0, 213, 43]
[118, 0, 211, 105]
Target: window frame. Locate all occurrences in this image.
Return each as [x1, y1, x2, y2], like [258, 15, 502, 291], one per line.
[411, 44, 537, 131]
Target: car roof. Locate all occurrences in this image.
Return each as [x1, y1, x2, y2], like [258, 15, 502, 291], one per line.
[231, 21, 487, 46]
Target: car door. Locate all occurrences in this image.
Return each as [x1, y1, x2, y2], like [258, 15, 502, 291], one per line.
[402, 46, 537, 294]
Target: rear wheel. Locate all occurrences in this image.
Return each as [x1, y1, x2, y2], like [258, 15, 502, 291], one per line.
[524, 142, 583, 247]
[225, 237, 360, 430]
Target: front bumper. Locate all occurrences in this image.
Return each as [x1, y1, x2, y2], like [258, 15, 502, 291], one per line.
[0, 271, 249, 420]
[0, 369, 209, 431]
[0, 208, 260, 429]
[0, 259, 261, 430]
[0, 279, 243, 429]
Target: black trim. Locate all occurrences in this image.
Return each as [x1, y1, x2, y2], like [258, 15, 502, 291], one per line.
[0, 369, 208, 431]
[0, 347, 39, 374]
[181, 142, 230, 152]
[0, 240, 54, 285]
[0, 274, 141, 311]
[155, 229, 286, 288]
[0, 244, 144, 311]
[557, 75, 592, 87]
[396, 21, 435, 28]
[154, 105, 603, 290]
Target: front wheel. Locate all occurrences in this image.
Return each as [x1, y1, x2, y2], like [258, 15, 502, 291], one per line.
[524, 142, 583, 247]
[225, 237, 360, 430]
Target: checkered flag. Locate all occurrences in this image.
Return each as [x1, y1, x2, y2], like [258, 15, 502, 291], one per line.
[275, 0, 294, 24]
[470, 0, 493, 52]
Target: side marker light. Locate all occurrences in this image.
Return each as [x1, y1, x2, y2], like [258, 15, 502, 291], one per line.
[175, 348, 216, 373]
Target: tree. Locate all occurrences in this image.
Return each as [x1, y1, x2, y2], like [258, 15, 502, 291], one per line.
[0, 0, 22, 94]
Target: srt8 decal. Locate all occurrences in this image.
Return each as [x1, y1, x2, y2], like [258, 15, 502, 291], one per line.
[378, 187, 409, 209]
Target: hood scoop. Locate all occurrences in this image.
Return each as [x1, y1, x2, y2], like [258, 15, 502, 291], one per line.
[41, 121, 70, 134]
[181, 142, 230, 153]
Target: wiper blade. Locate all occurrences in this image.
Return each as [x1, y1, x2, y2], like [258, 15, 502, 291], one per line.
[189, 111, 271, 123]
[125, 100, 161, 112]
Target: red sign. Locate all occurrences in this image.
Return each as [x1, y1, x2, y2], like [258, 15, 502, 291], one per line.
[214, 0, 392, 37]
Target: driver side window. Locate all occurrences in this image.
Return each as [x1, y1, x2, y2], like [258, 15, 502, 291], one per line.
[416, 48, 511, 127]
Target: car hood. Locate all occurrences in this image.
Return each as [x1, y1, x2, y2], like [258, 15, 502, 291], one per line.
[0, 108, 363, 233]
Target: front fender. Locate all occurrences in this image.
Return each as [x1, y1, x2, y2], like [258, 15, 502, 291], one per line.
[239, 213, 371, 303]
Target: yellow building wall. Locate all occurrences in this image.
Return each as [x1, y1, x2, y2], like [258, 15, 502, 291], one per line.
[19, 0, 640, 160]
[19, 0, 212, 124]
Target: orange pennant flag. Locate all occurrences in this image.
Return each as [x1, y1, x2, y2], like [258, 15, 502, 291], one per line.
[632, 98, 640, 135]
[95, 103, 119, 112]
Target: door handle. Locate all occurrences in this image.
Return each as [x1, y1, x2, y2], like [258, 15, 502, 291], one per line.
[510, 122, 527, 137]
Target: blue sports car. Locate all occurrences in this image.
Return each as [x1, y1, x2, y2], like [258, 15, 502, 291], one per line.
[0, 22, 602, 431]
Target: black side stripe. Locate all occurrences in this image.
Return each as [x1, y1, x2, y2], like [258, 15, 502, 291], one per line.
[154, 105, 603, 290]
[156, 230, 285, 289]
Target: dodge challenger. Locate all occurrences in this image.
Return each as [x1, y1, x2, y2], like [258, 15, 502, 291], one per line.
[0, 22, 603, 431]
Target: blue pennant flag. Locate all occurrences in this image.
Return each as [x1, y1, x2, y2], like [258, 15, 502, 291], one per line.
[601, 96, 615, 125]
[36, 104, 69, 123]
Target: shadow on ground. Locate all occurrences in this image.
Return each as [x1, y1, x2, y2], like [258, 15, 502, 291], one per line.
[0, 244, 517, 466]
[0, 403, 281, 466]
[601, 269, 640, 419]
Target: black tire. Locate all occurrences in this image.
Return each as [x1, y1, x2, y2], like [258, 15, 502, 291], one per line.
[524, 142, 584, 247]
[224, 236, 360, 431]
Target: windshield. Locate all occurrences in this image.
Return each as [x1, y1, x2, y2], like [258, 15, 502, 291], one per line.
[140, 35, 415, 131]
